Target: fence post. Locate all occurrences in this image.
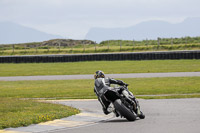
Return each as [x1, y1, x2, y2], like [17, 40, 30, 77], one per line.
[58, 42, 61, 51]
[94, 43, 96, 52]
[35, 45, 38, 53]
[120, 40, 122, 51]
[185, 38, 187, 44]
[184, 38, 187, 50]
[107, 40, 109, 50]
[1, 45, 4, 53]
[24, 45, 27, 52]
[12, 45, 15, 53]
[146, 38, 148, 46]
[171, 38, 173, 45]
[157, 37, 160, 46]
[71, 43, 73, 53]
[181, 37, 183, 44]
[47, 45, 49, 52]
[157, 37, 160, 49]
[83, 41, 85, 52]
[132, 39, 135, 51]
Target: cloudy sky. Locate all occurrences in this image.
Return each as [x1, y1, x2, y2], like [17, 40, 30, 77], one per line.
[0, 0, 200, 39]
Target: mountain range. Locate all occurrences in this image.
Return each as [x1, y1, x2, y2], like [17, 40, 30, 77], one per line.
[85, 17, 200, 43]
[1, 17, 200, 44]
[0, 22, 62, 44]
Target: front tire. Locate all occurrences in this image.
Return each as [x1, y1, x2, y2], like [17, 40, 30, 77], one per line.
[113, 99, 137, 121]
[138, 111, 145, 119]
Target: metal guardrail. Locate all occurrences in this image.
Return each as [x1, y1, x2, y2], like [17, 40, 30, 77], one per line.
[0, 50, 199, 63]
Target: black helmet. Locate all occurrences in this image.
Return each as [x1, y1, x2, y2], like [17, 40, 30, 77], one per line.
[94, 70, 105, 79]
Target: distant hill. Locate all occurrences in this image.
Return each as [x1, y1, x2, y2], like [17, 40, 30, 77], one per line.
[85, 17, 200, 43]
[42, 39, 96, 47]
[0, 22, 62, 44]
[2, 39, 96, 48]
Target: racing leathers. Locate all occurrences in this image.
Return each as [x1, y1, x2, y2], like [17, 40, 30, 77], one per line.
[94, 77, 138, 115]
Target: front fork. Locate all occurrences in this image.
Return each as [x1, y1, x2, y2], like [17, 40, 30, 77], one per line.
[122, 90, 141, 115]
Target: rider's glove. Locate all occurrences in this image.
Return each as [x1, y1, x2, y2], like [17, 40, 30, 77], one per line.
[120, 86, 126, 92]
[124, 83, 129, 86]
[119, 86, 124, 90]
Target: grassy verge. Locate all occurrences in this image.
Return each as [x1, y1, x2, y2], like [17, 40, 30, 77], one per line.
[1, 77, 199, 129]
[0, 77, 200, 99]
[137, 94, 200, 99]
[0, 60, 200, 76]
[1, 43, 200, 56]
[0, 98, 80, 129]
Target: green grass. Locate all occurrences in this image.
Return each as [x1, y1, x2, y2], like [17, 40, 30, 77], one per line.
[1, 37, 200, 56]
[1, 36, 200, 56]
[0, 77, 200, 99]
[1, 77, 200, 129]
[0, 60, 200, 76]
[0, 43, 200, 56]
[124, 77, 200, 95]
[0, 98, 80, 129]
[136, 94, 200, 99]
[0, 80, 94, 98]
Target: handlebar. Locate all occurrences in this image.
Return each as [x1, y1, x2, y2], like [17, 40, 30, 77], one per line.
[124, 83, 129, 87]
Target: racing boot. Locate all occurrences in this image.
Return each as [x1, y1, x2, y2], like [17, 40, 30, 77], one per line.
[132, 97, 145, 119]
[107, 103, 120, 117]
[103, 104, 119, 117]
[136, 106, 145, 119]
[102, 107, 110, 115]
[103, 104, 114, 115]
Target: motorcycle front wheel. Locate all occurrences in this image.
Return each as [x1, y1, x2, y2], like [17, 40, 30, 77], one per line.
[113, 99, 137, 121]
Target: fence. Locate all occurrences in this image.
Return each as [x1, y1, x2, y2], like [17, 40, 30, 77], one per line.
[0, 50, 199, 63]
[1, 37, 200, 55]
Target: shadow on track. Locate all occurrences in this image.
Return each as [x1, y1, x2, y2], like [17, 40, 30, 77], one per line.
[101, 118, 138, 123]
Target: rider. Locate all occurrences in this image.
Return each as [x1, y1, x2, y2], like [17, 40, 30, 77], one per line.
[94, 70, 142, 116]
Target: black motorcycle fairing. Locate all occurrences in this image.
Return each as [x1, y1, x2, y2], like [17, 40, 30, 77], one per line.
[104, 89, 120, 103]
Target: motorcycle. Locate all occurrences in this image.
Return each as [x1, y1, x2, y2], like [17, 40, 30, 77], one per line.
[103, 85, 145, 121]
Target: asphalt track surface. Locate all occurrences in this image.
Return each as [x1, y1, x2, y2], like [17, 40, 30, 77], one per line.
[54, 99, 200, 133]
[1, 72, 200, 133]
[0, 72, 200, 81]
[3, 99, 200, 133]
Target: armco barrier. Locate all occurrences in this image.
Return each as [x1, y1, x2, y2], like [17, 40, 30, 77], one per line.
[0, 50, 199, 63]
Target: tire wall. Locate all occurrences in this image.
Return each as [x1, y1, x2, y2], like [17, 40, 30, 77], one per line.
[0, 51, 200, 63]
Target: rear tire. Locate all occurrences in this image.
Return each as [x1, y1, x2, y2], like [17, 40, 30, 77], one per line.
[113, 99, 137, 121]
